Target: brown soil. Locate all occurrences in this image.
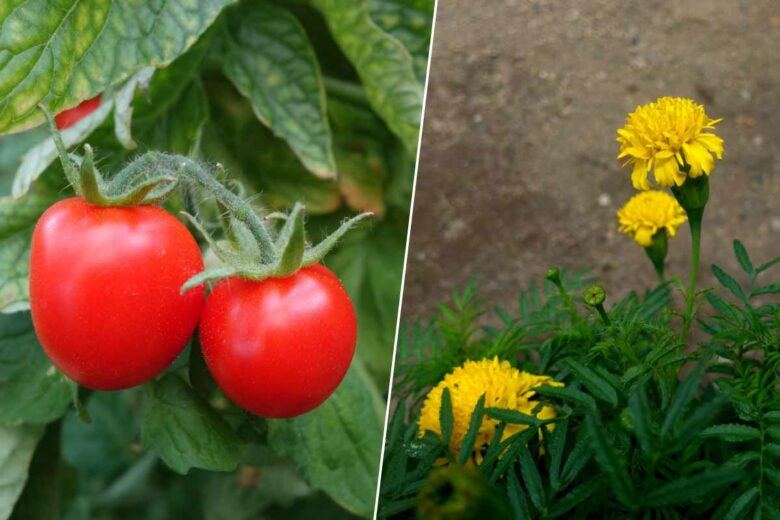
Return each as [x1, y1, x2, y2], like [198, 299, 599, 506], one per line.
[402, 0, 780, 323]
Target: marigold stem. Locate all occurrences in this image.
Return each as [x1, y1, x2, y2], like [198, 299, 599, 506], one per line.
[680, 208, 703, 342]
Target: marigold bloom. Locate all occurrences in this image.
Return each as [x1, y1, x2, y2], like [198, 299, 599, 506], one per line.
[617, 97, 723, 189]
[418, 357, 561, 462]
[617, 190, 687, 247]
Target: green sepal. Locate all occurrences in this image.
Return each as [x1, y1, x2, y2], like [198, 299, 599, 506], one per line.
[644, 230, 668, 281]
[181, 266, 239, 294]
[182, 205, 372, 289]
[274, 203, 306, 277]
[40, 105, 179, 207]
[301, 212, 374, 267]
[672, 174, 709, 212]
[76, 145, 107, 205]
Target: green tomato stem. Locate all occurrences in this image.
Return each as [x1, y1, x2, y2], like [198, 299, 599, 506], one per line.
[163, 156, 277, 264]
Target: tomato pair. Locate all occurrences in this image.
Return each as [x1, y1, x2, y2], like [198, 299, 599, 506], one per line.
[30, 197, 355, 418]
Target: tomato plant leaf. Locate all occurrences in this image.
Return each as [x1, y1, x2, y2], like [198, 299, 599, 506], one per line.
[0, 191, 55, 313]
[368, 0, 435, 83]
[7, 421, 65, 520]
[0, 0, 234, 135]
[113, 68, 156, 150]
[0, 424, 43, 520]
[312, 0, 424, 154]
[201, 99, 342, 214]
[91, 40, 213, 169]
[62, 392, 138, 481]
[221, 1, 336, 179]
[0, 313, 72, 426]
[324, 221, 406, 383]
[268, 362, 383, 518]
[140, 375, 242, 474]
[335, 136, 386, 217]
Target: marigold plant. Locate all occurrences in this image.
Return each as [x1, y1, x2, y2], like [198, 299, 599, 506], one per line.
[378, 98, 780, 519]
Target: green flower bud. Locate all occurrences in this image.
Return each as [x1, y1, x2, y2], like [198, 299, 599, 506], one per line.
[545, 267, 562, 285]
[416, 465, 513, 520]
[583, 285, 606, 307]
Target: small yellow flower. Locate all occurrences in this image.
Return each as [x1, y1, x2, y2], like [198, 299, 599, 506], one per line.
[617, 190, 687, 247]
[418, 357, 561, 463]
[617, 97, 723, 189]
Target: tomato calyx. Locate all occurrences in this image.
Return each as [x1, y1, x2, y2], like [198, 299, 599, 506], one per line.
[180, 196, 372, 292]
[42, 105, 178, 207]
[40, 104, 370, 289]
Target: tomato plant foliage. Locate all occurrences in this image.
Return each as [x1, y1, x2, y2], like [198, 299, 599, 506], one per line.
[0, 1, 433, 518]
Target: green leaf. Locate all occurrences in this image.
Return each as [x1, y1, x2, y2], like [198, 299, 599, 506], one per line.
[0, 0, 235, 134]
[560, 426, 592, 486]
[564, 359, 618, 406]
[534, 385, 596, 411]
[485, 408, 542, 426]
[112, 67, 155, 149]
[324, 221, 405, 382]
[660, 364, 704, 437]
[457, 394, 485, 464]
[268, 362, 383, 518]
[140, 374, 242, 474]
[628, 385, 654, 454]
[753, 283, 780, 296]
[489, 429, 536, 482]
[506, 467, 531, 520]
[757, 256, 780, 274]
[547, 419, 567, 491]
[0, 190, 56, 312]
[733, 240, 754, 275]
[0, 424, 42, 520]
[585, 414, 634, 509]
[312, 0, 424, 153]
[9, 421, 64, 520]
[62, 392, 138, 480]
[94, 39, 212, 168]
[518, 446, 545, 511]
[712, 264, 746, 302]
[221, 2, 336, 178]
[200, 447, 314, 517]
[643, 466, 745, 507]
[0, 312, 71, 425]
[439, 387, 454, 450]
[700, 424, 761, 442]
[547, 479, 601, 518]
[724, 487, 759, 520]
[334, 137, 386, 217]
[201, 98, 341, 214]
[368, 0, 434, 82]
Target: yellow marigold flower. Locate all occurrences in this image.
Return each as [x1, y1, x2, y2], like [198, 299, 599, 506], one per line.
[617, 97, 723, 189]
[617, 190, 687, 247]
[418, 357, 561, 463]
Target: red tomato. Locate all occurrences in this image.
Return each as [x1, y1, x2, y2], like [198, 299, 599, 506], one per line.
[30, 198, 204, 390]
[54, 96, 102, 130]
[199, 265, 356, 418]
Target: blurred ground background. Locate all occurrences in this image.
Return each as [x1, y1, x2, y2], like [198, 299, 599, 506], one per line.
[402, 0, 780, 322]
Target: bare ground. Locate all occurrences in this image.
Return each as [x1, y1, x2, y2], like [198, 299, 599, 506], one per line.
[401, 0, 780, 323]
